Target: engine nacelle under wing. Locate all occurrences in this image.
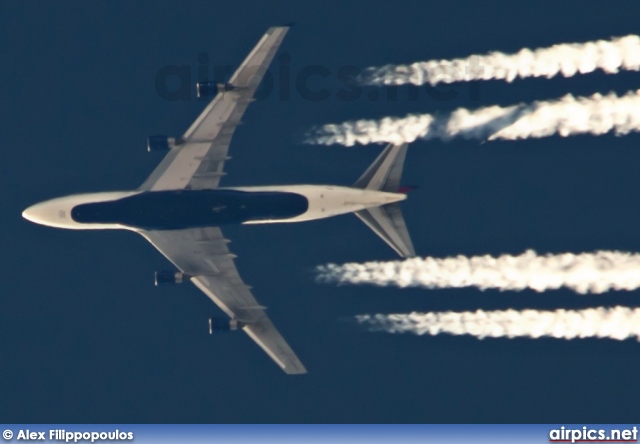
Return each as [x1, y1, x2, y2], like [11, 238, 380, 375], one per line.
[154, 270, 187, 286]
[196, 81, 237, 98]
[147, 135, 184, 152]
[209, 317, 244, 333]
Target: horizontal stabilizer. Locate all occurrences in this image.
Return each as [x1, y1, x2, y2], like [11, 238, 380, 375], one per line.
[354, 143, 408, 192]
[353, 142, 414, 257]
[355, 204, 415, 257]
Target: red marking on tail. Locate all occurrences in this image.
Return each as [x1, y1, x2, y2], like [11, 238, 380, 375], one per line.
[398, 185, 418, 194]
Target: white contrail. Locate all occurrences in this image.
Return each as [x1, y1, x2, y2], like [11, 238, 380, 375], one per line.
[356, 306, 640, 342]
[306, 90, 640, 146]
[316, 250, 640, 294]
[359, 35, 640, 86]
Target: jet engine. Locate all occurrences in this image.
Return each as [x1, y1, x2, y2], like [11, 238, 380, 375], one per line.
[147, 135, 184, 152]
[209, 317, 244, 333]
[196, 81, 237, 98]
[154, 270, 187, 286]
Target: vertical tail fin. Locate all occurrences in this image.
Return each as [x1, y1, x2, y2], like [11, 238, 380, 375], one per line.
[353, 143, 415, 257]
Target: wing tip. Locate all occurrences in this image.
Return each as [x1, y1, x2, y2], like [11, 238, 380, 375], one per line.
[268, 23, 295, 34]
[284, 366, 308, 375]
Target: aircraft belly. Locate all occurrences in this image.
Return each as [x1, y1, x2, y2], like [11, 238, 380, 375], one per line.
[69, 189, 308, 230]
[236, 185, 405, 224]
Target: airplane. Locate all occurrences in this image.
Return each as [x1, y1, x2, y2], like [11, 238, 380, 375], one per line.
[22, 26, 415, 375]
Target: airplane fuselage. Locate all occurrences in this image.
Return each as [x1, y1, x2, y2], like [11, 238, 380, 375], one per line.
[22, 185, 406, 231]
[20, 26, 415, 374]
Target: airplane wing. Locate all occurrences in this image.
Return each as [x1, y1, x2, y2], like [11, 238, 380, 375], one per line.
[136, 27, 306, 374]
[139, 228, 306, 375]
[139, 26, 290, 191]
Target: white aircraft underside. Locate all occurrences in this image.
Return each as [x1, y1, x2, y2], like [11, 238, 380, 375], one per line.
[22, 185, 406, 230]
[22, 26, 415, 375]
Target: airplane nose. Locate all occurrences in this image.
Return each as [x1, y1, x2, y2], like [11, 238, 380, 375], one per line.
[21, 191, 135, 230]
[22, 201, 60, 226]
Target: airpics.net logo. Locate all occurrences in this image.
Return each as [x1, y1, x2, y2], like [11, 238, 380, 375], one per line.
[549, 426, 638, 443]
[154, 52, 482, 103]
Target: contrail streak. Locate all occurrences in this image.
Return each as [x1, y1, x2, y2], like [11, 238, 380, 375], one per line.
[316, 250, 640, 294]
[359, 35, 640, 86]
[356, 306, 640, 341]
[306, 90, 640, 146]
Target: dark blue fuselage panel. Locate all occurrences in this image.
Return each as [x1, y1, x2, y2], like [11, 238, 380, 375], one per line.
[71, 190, 308, 230]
